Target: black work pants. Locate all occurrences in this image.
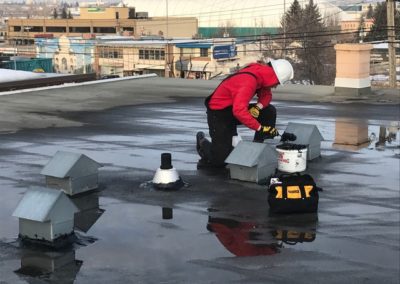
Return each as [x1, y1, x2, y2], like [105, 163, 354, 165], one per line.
[204, 104, 276, 167]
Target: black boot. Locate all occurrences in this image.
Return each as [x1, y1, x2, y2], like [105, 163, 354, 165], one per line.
[196, 131, 206, 158]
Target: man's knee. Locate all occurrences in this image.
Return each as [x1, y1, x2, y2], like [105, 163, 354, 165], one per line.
[258, 104, 277, 126]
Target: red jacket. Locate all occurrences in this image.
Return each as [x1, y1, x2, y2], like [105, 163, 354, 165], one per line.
[208, 63, 279, 130]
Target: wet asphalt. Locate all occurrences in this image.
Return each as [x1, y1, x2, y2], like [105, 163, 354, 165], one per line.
[0, 81, 399, 283]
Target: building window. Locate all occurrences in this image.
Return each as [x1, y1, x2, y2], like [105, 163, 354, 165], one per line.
[29, 26, 44, 32]
[122, 27, 134, 32]
[180, 48, 193, 57]
[139, 48, 165, 60]
[47, 26, 67, 33]
[62, 58, 67, 71]
[69, 27, 91, 33]
[13, 26, 22, 32]
[149, 50, 155, 60]
[200, 48, 208, 57]
[93, 27, 116, 33]
[99, 47, 123, 58]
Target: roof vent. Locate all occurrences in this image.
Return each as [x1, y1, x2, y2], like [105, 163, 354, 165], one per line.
[152, 153, 183, 190]
[40, 151, 102, 196]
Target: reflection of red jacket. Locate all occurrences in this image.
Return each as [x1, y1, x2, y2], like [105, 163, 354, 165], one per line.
[208, 63, 279, 130]
[209, 221, 279, 257]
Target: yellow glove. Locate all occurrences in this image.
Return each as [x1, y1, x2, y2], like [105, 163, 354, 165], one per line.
[249, 105, 261, 118]
[259, 125, 279, 138]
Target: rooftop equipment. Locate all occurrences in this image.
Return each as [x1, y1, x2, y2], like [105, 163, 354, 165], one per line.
[12, 187, 79, 245]
[152, 153, 184, 190]
[225, 141, 277, 184]
[283, 123, 324, 161]
[41, 151, 103, 196]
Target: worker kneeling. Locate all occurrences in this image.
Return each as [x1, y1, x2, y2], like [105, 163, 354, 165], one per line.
[196, 59, 294, 169]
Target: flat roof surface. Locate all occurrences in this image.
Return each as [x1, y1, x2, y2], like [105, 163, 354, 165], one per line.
[0, 77, 399, 283]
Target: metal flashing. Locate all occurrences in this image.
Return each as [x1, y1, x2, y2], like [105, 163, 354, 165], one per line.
[225, 141, 277, 167]
[12, 187, 78, 222]
[284, 123, 324, 145]
[40, 151, 102, 178]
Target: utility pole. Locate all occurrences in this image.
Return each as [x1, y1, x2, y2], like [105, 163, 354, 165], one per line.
[283, 0, 286, 57]
[387, 0, 396, 88]
[166, 0, 169, 40]
[13, 41, 17, 70]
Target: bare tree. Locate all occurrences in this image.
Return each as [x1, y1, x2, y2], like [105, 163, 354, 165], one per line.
[214, 20, 236, 38]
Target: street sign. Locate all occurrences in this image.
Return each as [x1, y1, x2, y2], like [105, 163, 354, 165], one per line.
[213, 45, 237, 59]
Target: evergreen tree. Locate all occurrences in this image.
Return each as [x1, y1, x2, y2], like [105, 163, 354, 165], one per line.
[280, 0, 303, 43]
[365, 2, 400, 42]
[299, 0, 326, 84]
[279, 0, 336, 85]
[366, 4, 373, 19]
[53, 8, 58, 19]
[68, 10, 73, 19]
[61, 7, 68, 19]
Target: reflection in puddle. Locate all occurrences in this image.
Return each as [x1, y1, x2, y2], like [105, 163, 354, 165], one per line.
[14, 248, 82, 283]
[374, 122, 399, 150]
[139, 180, 191, 190]
[162, 207, 173, 220]
[74, 208, 105, 233]
[207, 216, 280, 257]
[333, 118, 370, 150]
[71, 190, 105, 233]
[272, 229, 316, 246]
[333, 119, 400, 152]
[207, 210, 318, 257]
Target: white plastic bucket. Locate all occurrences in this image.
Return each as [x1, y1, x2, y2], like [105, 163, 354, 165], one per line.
[276, 144, 308, 173]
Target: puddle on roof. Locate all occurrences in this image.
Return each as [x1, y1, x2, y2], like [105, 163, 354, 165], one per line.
[1, 192, 321, 280]
[1, 189, 399, 282]
[0, 105, 399, 282]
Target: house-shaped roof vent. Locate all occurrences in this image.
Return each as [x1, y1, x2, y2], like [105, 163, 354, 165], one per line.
[40, 151, 102, 179]
[225, 141, 277, 167]
[12, 187, 79, 222]
[284, 123, 324, 145]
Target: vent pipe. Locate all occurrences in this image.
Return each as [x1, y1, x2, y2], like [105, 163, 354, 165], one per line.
[152, 153, 183, 190]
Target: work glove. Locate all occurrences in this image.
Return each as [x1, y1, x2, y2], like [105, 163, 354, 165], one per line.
[259, 125, 279, 139]
[249, 105, 261, 118]
[280, 132, 297, 142]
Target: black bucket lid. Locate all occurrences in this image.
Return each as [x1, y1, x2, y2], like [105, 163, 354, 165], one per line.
[276, 143, 307, 150]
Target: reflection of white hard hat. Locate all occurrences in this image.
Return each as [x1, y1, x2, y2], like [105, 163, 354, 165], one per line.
[270, 59, 294, 84]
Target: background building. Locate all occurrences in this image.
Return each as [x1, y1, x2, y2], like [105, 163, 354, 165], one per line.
[6, 7, 198, 45]
[34, 35, 136, 75]
[123, 0, 362, 37]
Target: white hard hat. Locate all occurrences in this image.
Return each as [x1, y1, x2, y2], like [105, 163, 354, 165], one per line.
[270, 59, 294, 84]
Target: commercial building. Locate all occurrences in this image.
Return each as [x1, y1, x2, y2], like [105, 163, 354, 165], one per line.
[32, 33, 262, 78]
[6, 7, 198, 45]
[0, 24, 7, 42]
[340, 19, 374, 35]
[124, 0, 343, 36]
[95, 38, 261, 79]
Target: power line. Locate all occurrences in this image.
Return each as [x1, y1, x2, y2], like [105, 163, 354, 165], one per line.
[8, 31, 393, 59]
[8, 25, 397, 47]
[5, 0, 370, 31]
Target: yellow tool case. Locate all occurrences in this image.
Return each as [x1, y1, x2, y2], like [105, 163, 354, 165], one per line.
[268, 173, 322, 214]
